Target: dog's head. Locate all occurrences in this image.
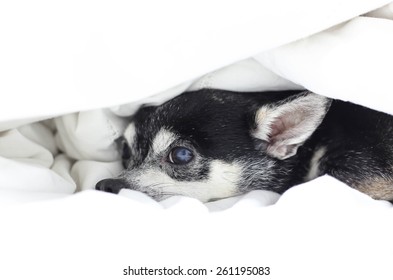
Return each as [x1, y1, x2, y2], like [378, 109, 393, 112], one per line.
[96, 89, 331, 202]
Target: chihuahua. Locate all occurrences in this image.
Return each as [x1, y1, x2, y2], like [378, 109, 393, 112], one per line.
[96, 89, 393, 202]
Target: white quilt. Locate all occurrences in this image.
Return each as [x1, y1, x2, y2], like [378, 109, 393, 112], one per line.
[1, 1, 393, 279]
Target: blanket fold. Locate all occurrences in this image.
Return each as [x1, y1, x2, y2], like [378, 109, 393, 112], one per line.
[0, 1, 393, 206]
[1, 2, 393, 280]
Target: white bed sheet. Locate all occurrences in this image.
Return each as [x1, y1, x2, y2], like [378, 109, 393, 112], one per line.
[1, 1, 393, 280]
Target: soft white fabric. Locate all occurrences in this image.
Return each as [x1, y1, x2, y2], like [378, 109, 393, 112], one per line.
[1, 1, 393, 280]
[0, 0, 390, 121]
[256, 16, 393, 115]
[1, 177, 393, 280]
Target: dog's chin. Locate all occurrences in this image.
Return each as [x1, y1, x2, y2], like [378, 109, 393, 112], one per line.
[131, 188, 182, 202]
[154, 194, 174, 202]
[151, 193, 207, 203]
[152, 193, 236, 203]
[141, 190, 203, 202]
[150, 193, 200, 202]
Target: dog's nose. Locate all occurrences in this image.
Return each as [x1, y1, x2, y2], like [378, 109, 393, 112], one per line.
[95, 178, 129, 194]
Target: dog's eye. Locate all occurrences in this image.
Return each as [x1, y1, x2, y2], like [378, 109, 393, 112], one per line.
[168, 147, 194, 165]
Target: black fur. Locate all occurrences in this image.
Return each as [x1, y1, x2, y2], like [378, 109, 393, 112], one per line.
[97, 89, 393, 201]
[305, 98, 393, 190]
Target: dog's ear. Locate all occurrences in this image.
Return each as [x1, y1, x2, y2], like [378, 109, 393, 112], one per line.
[252, 91, 331, 160]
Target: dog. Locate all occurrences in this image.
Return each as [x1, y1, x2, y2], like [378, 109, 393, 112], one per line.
[96, 89, 393, 202]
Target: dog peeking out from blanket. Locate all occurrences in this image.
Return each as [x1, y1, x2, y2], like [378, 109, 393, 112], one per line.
[96, 89, 393, 202]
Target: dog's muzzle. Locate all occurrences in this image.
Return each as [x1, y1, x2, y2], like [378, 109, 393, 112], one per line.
[95, 178, 129, 194]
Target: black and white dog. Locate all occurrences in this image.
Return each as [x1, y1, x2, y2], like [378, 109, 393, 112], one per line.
[96, 89, 393, 202]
